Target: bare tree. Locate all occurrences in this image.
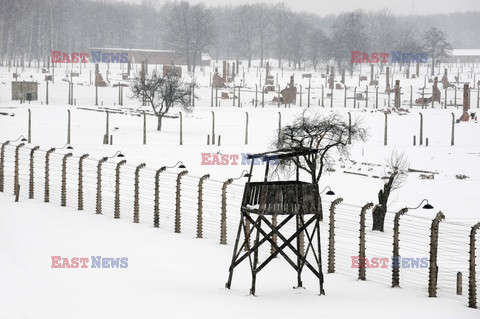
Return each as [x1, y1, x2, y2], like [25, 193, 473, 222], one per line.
[131, 70, 194, 131]
[423, 27, 452, 76]
[273, 112, 368, 184]
[164, 1, 215, 73]
[308, 28, 330, 72]
[372, 151, 409, 231]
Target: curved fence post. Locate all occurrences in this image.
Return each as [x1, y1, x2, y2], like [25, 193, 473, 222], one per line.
[428, 211, 445, 297]
[221, 178, 234, 244]
[29, 146, 40, 199]
[133, 163, 146, 223]
[153, 167, 166, 228]
[60, 152, 73, 206]
[328, 197, 343, 273]
[14, 143, 25, 197]
[468, 222, 480, 308]
[114, 160, 127, 219]
[77, 154, 89, 210]
[44, 148, 56, 203]
[95, 157, 108, 214]
[359, 202, 374, 281]
[0, 141, 11, 192]
[392, 208, 409, 287]
[175, 170, 188, 232]
[197, 174, 210, 238]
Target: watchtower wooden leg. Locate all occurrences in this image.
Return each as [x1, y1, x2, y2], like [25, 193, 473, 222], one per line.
[296, 214, 303, 288]
[316, 214, 325, 295]
[251, 215, 262, 296]
[226, 215, 246, 289]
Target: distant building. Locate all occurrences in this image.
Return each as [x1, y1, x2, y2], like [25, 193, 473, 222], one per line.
[11, 81, 38, 101]
[445, 49, 480, 63]
[89, 48, 211, 66]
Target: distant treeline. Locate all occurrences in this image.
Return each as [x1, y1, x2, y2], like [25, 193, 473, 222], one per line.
[0, 0, 478, 70]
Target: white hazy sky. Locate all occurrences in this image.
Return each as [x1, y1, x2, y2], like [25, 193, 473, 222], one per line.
[120, 0, 480, 15]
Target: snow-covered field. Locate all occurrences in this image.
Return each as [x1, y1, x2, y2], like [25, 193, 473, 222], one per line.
[0, 60, 479, 318]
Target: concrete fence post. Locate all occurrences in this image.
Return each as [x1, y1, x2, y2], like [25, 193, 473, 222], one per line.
[13, 143, 25, 197]
[153, 167, 166, 227]
[28, 146, 40, 199]
[95, 157, 108, 214]
[44, 148, 55, 203]
[375, 86, 379, 109]
[60, 153, 73, 206]
[77, 154, 89, 210]
[0, 141, 10, 192]
[344, 86, 347, 108]
[328, 198, 343, 273]
[133, 163, 146, 223]
[410, 85, 413, 108]
[197, 174, 210, 238]
[221, 178, 234, 244]
[103, 111, 109, 145]
[359, 202, 374, 281]
[392, 208, 409, 287]
[175, 170, 188, 233]
[428, 211, 445, 297]
[468, 222, 480, 308]
[353, 87, 357, 108]
[114, 160, 127, 219]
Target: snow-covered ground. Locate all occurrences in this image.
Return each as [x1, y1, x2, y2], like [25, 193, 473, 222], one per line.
[0, 195, 478, 319]
[0, 60, 479, 317]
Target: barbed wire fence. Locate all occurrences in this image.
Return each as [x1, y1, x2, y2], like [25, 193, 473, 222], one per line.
[0, 141, 478, 309]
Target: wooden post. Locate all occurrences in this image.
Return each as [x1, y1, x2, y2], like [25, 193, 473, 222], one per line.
[44, 148, 55, 203]
[60, 153, 73, 206]
[353, 87, 357, 108]
[197, 174, 210, 238]
[344, 86, 347, 107]
[457, 272, 463, 295]
[375, 86, 379, 109]
[451, 113, 455, 146]
[143, 111, 147, 145]
[13, 143, 25, 197]
[428, 212, 445, 297]
[46, 81, 49, 105]
[78, 154, 89, 210]
[211, 111, 215, 145]
[28, 109, 32, 143]
[95, 157, 108, 214]
[321, 85, 324, 107]
[359, 203, 374, 281]
[277, 112, 281, 144]
[419, 112, 424, 146]
[114, 160, 127, 219]
[410, 85, 413, 108]
[175, 170, 188, 233]
[28, 146, 40, 199]
[244, 112, 249, 145]
[103, 111, 109, 145]
[153, 167, 166, 227]
[255, 84, 258, 107]
[133, 163, 146, 223]
[328, 198, 343, 273]
[67, 109, 71, 145]
[299, 85, 302, 106]
[221, 178, 234, 244]
[330, 86, 334, 108]
[468, 222, 480, 308]
[392, 208, 409, 287]
[384, 113, 388, 146]
[347, 112, 352, 145]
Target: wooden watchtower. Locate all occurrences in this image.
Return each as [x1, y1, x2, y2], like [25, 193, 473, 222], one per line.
[225, 149, 325, 296]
